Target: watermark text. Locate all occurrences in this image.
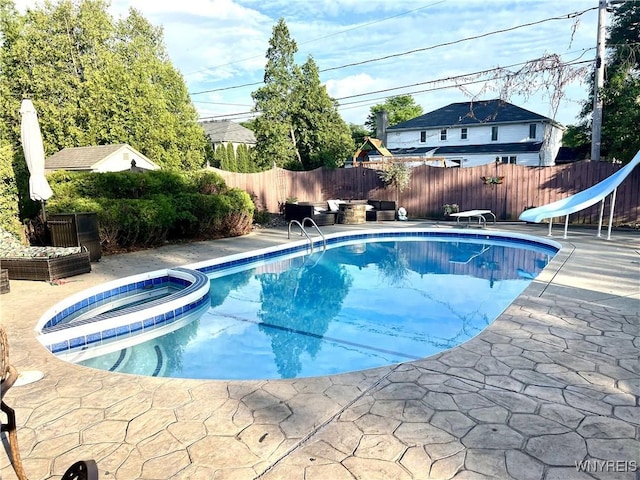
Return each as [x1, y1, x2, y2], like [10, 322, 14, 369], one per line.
[575, 460, 637, 473]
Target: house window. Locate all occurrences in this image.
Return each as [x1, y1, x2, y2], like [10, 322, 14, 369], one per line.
[500, 156, 516, 164]
[529, 124, 537, 139]
[460, 128, 468, 140]
[440, 129, 447, 141]
[491, 126, 498, 141]
[420, 131, 426, 143]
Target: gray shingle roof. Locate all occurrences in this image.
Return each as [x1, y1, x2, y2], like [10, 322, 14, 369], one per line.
[45, 144, 128, 170]
[388, 99, 552, 131]
[200, 120, 256, 144]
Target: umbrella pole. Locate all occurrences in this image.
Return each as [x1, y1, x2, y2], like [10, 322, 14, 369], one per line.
[40, 201, 47, 223]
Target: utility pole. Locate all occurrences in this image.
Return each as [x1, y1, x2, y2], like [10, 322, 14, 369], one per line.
[591, 0, 607, 162]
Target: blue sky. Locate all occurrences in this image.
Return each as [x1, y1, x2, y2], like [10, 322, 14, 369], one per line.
[21, 0, 602, 127]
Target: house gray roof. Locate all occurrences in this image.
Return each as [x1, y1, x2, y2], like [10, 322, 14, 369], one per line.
[200, 120, 256, 144]
[388, 99, 552, 131]
[45, 144, 128, 170]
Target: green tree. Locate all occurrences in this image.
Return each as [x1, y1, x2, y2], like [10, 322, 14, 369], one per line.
[365, 95, 423, 136]
[349, 123, 369, 147]
[292, 56, 354, 169]
[0, 141, 22, 236]
[562, 124, 590, 148]
[251, 18, 300, 169]
[251, 19, 354, 170]
[575, 1, 640, 163]
[225, 143, 237, 172]
[0, 0, 206, 172]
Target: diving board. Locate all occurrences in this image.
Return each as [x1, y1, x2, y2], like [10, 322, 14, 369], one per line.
[519, 150, 640, 240]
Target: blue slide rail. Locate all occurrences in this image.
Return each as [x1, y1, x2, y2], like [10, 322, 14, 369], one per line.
[519, 150, 640, 239]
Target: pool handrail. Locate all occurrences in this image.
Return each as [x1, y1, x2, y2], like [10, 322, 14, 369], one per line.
[518, 150, 640, 239]
[287, 218, 326, 252]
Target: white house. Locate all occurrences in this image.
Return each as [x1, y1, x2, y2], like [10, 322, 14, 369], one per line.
[45, 144, 160, 173]
[385, 99, 565, 167]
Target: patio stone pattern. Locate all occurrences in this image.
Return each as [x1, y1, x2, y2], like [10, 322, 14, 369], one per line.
[1, 223, 638, 479]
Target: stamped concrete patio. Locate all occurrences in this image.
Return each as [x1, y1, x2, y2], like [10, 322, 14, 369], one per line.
[1, 222, 638, 480]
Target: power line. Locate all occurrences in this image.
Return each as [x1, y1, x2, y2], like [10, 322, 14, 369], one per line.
[338, 59, 594, 110]
[321, 7, 597, 73]
[336, 51, 593, 103]
[184, 0, 448, 77]
[197, 54, 594, 122]
[189, 6, 596, 96]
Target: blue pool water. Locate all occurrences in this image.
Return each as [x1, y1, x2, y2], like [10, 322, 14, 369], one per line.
[79, 235, 557, 379]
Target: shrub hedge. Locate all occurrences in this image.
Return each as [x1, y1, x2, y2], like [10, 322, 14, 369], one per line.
[46, 170, 254, 252]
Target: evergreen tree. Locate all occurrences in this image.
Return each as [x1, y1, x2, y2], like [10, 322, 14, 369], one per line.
[0, 0, 206, 171]
[225, 144, 237, 172]
[251, 18, 300, 169]
[251, 19, 354, 170]
[236, 144, 250, 172]
[217, 144, 228, 170]
[292, 56, 354, 169]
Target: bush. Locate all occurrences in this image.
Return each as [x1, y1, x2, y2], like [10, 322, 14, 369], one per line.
[45, 170, 254, 252]
[253, 208, 272, 225]
[188, 170, 228, 195]
[48, 169, 191, 200]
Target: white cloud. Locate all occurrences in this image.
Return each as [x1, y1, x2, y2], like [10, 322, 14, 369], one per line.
[15, 0, 601, 126]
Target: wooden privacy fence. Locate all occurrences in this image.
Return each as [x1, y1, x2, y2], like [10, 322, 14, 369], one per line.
[211, 161, 640, 224]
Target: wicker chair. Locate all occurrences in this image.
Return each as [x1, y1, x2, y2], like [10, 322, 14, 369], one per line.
[0, 327, 98, 480]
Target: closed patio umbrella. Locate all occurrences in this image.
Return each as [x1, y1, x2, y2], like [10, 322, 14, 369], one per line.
[20, 99, 53, 221]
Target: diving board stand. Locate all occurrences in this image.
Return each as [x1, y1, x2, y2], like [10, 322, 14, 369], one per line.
[450, 210, 496, 228]
[519, 150, 640, 240]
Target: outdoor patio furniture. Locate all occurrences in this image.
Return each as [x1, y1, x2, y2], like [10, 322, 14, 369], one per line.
[366, 200, 396, 221]
[0, 251, 91, 282]
[0, 327, 99, 479]
[284, 202, 338, 226]
[0, 228, 91, 282]
[449, 209, 496, 228]
[339, 203, 367, 224]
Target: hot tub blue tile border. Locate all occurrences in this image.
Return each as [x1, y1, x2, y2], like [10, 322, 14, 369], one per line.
[42, 270, 207, 332]
[47, 292, 210, 355]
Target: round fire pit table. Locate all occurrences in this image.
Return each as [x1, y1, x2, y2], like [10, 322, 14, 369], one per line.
[339, 203, 367, 225]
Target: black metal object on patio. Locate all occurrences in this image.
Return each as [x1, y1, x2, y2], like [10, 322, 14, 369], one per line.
[48, 212, 101, 262]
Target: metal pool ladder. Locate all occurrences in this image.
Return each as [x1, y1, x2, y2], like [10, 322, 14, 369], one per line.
[288, 218, 326, 252]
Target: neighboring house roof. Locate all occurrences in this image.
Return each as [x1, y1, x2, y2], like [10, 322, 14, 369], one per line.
[200, 120, 256, 144]
[389, 142, 543, 156]
[388, 99, 556, 131]
[45, 144, 159, 171]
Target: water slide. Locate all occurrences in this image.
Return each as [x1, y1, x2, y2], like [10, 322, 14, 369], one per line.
[519, 150, 640, 240]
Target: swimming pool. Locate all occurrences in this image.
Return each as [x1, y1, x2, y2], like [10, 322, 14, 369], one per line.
[41, 229, 559, 380]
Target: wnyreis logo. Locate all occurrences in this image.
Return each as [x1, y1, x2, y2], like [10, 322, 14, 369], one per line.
[575, 460, 637, 473]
